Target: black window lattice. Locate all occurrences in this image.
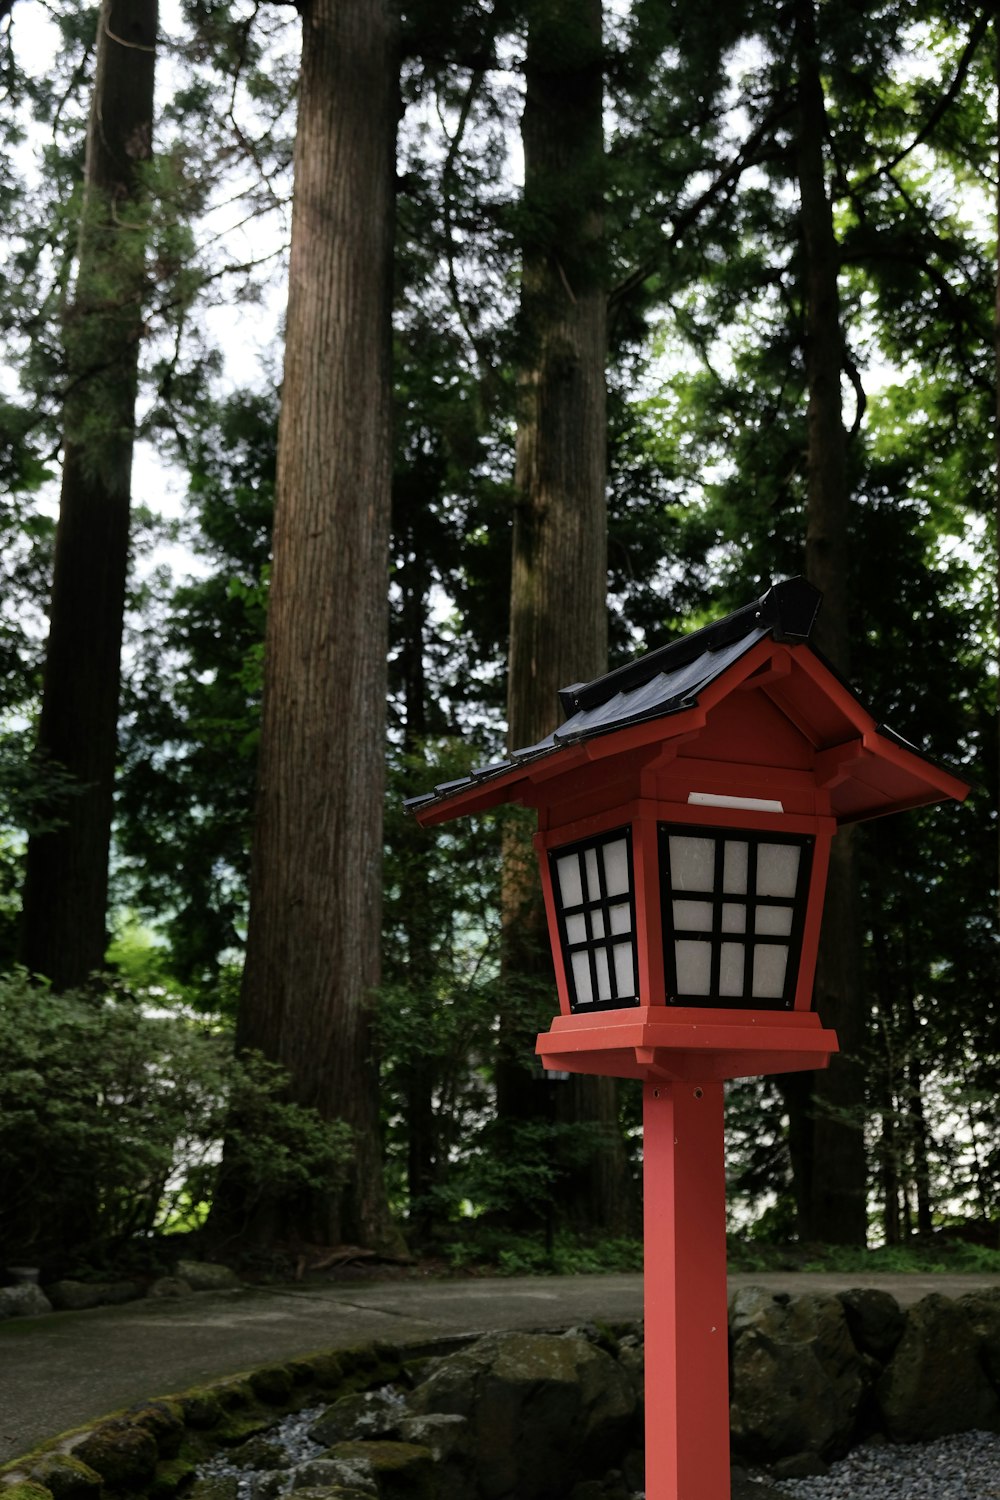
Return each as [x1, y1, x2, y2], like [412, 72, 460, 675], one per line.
[658, 823, 813, 1010]
[550, 827, 640, 1013]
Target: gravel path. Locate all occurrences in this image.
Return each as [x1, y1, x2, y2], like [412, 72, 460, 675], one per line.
[775, 1432, 1000, 1500]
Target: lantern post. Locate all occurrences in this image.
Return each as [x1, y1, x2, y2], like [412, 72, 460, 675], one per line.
[408, 579, 970, 1500]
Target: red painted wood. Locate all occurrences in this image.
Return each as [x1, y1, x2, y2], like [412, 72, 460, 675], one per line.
[536, 1005, 839, 1081]
[643, 1079, 730, 1500]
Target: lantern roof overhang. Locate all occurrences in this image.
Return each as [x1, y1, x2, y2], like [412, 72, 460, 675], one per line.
[407, 578, 971, 827]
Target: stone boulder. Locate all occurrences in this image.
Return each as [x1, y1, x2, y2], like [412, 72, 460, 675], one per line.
[0, 1282, 52, 1319]
[294, 1484, 377, 1500]
[876, 1292, 1000, 1442]
[148, 1276, 192, 1299]
[957, 1289, 1000, 1387]
[174, 1260, 242, 1292]
[836, 1288, 906, 1363]
[729, 1288, 869, 1462]
[72, 1419, 159, 1490]
[318, 1443, 433, 1500]
[46, 1279, 140, 1311]
[309, 1389, 406, 1446]
[25, 1454, 104, 1500]
[407, 1331, 636, 1500]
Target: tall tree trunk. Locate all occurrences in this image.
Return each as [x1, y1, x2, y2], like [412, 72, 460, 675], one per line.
[499, 0, 632, 1235]
[788, 0, 868, 1244]
[18, 0, 157, 991]
[396, 493, 439, 1239]
[214, 0, 402, 1254]
[994, 11, 1000, 931]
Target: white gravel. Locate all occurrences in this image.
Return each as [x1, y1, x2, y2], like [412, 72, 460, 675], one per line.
[775, 1431, 1000, 1500]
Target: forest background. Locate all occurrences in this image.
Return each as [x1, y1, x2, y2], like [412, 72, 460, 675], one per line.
[1, 0, 999, 1281]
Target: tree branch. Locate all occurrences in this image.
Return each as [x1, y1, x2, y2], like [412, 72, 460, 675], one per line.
[855, 13, 992, 192]
[608, 101, 793, 316]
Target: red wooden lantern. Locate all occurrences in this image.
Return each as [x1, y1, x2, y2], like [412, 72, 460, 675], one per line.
[408, 578, 970, 1500]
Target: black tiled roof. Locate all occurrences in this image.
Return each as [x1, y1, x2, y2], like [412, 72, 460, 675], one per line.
[405, 578, 820, 814]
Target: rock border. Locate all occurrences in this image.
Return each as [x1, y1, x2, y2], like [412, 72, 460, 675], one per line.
[0, 1334, 479, 1500]
[3, 1284, 1000, 1500]
[0, 1263, 247, 1322]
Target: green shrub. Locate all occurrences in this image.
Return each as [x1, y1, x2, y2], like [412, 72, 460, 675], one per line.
[0, 970, 352, 1269]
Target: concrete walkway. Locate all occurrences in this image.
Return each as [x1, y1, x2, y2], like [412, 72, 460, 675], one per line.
[2, 1270, 998, 1467]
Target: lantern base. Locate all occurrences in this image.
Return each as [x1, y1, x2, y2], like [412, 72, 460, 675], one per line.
[536, 1005, 837, 1082]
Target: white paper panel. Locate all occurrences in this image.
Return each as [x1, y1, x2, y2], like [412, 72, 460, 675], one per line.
[669, 835, 716, 892]
[719, 941, 745, 996]
[757, 843, 800, 899]
[591, 908, 606, 939]
[603, 838, 630, 897]
[752, 944, 789, 999]
[565, 913, 587, 944]
[673, 899, 713, 932]
[756, 906, 793, 937]
[571, 951, 593, 1004]
[557, 854, 583, 908]
[723, 841, 749, 895]
[675, 938, 712, 995]
[609, 902, 631, 935]
[722, 902, 746, 933]
[594, 946, 612, 1001]
[614, 942, 636, 998]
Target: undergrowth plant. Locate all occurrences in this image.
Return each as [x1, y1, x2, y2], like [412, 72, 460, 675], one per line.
[0, 970, 352, 1272]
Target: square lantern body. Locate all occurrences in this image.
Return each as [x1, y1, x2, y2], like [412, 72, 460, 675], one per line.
[410, 580, 971, 1086]
[529, 687, 840, 1082]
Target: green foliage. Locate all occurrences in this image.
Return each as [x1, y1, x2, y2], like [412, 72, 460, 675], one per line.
[442, 1225, 643, 1276]
[727, 1235, 1000, 1277]
[0, 971, 351, 1270]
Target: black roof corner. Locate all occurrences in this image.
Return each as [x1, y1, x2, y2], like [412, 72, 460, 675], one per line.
[763, 576, 822, 643]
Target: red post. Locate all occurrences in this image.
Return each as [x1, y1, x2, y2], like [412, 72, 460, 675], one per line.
[643, 1079, 730, 1500]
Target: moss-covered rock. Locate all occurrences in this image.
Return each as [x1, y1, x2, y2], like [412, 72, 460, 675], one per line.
[185, 1475, 240, 1500]
[408, 1332, 635, 1500]
[729, 1291, 870, 1462]
[248, 1368, 294, 1407]
[877, 1293, 1000, 1442]
[958, 1291, 1000, 1387]
[172, 1263, 240, 1294]
[324, 1444, 433, 1500]
[127, 1402, 185, 1459]
[0, 1481, 54, 1500]
[146, 1456, 198, 1500]
[289, 1356, 343, 1392]
[335, 1345, 402, 1393]
[291, 1461, 376, 1493]
[212, 1414, 274, 1448]
[225, 1438, 286, 1473]
[24, 1454, 103, 1500]
[836, 1289, 906, 1365]
[212, 1383, 255, 1414]
[45, 1282, 139, 1313]
[176, 1391, 224, 1432]
[291, 1488, 376, 1500]
[72, 1423, 159, 1492]
[308, 1389, 403, 1447]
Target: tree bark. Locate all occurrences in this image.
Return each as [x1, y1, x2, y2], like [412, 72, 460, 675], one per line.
[217, 0, 402, 1253]
[18, 0, 157, 991]
[994, 11, 1000, 931]
[788, 0, 868, 1244]
[499, 0, 633, 1235]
